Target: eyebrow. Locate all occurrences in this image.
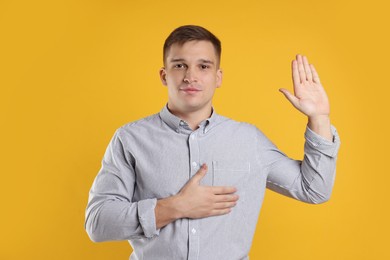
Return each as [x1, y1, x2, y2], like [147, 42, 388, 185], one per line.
[169, 58, 215, 65]
[200, 59, 214, 64]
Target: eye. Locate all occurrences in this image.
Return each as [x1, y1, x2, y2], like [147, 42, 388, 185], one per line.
[200, 64, 210, 70]
[174, 64, 186, 69]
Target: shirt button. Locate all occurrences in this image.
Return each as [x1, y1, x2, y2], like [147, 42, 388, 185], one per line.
[191, 228, 196, 234]
[180, 121, 185, 125]
[192, 162, 198, 168]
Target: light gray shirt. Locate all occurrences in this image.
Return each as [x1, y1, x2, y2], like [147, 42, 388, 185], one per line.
[85, 105, 340, 260]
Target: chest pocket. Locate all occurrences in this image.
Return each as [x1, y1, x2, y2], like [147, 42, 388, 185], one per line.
[212, 161, 250, 200]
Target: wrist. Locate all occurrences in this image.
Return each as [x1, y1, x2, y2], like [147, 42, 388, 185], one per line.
[169, 194, 185, 219]
[307, 115, 333, 142]
[308, 114, 330, 126]
[155, 195, 183, 229]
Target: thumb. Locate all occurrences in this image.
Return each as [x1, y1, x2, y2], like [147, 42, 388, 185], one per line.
[279, 88, 300, 109]
[191, 164, 208, 184]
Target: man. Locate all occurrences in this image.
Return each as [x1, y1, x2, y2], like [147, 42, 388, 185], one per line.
[85, 25, 340, 259]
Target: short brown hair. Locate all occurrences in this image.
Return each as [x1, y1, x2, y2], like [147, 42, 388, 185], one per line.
[163, 25, 221, 67]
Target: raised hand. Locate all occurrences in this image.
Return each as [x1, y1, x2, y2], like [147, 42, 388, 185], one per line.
[279, 54, 329, 118]
[279, 54, 333, 141]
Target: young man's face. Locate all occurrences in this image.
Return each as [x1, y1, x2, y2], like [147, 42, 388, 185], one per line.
[160, 40, 222, 115]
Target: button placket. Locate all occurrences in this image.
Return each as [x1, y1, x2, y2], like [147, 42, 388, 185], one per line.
[192, 161, 198, 169]
[188, 130, 200, 260]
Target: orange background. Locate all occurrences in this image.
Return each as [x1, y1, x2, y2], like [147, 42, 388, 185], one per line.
[1, 0, 389, 259]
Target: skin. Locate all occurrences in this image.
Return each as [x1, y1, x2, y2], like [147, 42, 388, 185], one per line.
[155, 164, 239, 229]
[155, 40, 333, 229]
[160, 40, 222, 130]
[156, 41, 237, 229]
[279, 55, 332, 141]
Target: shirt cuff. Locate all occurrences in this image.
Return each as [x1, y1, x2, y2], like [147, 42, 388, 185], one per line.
[304, 125, 341, 158]
[138, 198, 160, 238]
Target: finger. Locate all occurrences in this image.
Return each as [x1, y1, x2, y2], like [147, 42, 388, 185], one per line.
[209, 208, 232, 216]
[190, 164, 208, 183]
[214, 194, 239, 202]
[303, 56, 313, 82]
[279, 88, 300, 109]
[214, 201, 237, 210]
[310, 64, 321, 83]
[296, 54, 306, 83]
[292, 60, 300, 87]
[212, 186, 237, 195]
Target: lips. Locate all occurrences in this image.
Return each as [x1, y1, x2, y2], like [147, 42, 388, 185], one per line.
[180, 87, 201, 94]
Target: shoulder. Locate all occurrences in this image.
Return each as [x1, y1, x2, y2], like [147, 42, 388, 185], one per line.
[217, 114, 273, 143]
[115, 113, 161, 137]
[218, 114, 261, 134]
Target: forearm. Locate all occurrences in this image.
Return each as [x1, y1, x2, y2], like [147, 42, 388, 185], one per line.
[298, 125, 340, 202]
[308, 115, 332, 142]
[155, 195, 183, 229]
[266, 125, 340, 203]
[300, 145, 337, 202]
[85, 197, 158, 242]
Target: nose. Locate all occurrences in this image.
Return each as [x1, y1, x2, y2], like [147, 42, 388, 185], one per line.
[183, 67, 197, 84]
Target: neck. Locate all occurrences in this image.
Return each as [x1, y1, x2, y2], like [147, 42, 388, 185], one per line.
[167, 103, 212, 130]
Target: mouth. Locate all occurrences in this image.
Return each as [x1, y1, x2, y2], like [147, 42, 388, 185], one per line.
[180, 87, 201, 94]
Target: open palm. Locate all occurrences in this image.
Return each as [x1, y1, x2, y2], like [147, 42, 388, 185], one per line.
[279, 54, 330, 118]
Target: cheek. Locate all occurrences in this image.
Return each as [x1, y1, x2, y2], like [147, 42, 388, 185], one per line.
[167, 71, 184, 83]
[206, 75, 219, 86]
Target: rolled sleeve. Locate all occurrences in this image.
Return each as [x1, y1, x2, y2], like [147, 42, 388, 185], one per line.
[138, 198, 160, 238]
[305, 125, 341, 158]
[264, 124, 341, 204]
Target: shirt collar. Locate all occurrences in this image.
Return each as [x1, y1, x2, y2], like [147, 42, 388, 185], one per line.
[159, 104, 218, 134]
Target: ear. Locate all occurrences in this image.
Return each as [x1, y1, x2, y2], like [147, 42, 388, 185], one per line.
[159, 67, 167, 86]
[216, 68, 223, 88]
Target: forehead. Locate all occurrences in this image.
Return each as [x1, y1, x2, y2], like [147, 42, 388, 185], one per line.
[166, 40, 217, 62]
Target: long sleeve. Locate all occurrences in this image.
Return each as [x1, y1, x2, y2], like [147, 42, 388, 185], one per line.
[261, 125, 341, 204]
[85, 129, 160, 242]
